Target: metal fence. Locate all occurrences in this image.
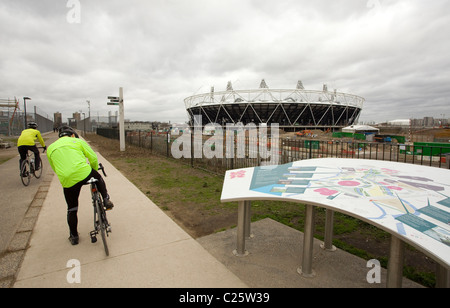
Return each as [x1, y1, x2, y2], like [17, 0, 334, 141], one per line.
[78, 115, 119, 134]
[97, 128, 450, 174]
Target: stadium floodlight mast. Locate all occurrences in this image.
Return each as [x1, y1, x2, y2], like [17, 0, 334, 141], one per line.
[107, 87, 125, 151]
[23, 97, 31, 128]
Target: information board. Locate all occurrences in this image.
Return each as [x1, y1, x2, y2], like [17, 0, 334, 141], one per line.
[221, 158, 450, 268]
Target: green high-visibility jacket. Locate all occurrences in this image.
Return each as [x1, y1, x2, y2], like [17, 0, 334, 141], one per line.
[17, 128, 46, 147]
[47, 136, 99, 188]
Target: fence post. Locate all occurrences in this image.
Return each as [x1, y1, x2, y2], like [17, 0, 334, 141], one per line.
[429, 146, 433, 166]
[138, 130, 141, 147]
[309, 140, 312, 159]
[167, 132, 170, 158]
[191, 132, 194, 168]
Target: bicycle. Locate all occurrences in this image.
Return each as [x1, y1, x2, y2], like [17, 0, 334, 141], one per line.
[20, 147, 45, 186]
[87, 163, 112, 256]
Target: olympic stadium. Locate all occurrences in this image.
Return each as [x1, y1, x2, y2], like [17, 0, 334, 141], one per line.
[184, 80, 364, 131]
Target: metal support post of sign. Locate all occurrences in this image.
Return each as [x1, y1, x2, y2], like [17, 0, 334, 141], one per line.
[435, 263, 450, 288]
[298, 204, 316, 278]
[233, 200, 249, 257]
[119, 87, 125, 152]
[386, 235, 404, 288]
[320, 209, 336, 251]
[244, 201, 253, 239]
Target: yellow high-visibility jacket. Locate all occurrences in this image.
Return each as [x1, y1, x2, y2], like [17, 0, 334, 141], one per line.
[17, 128, 46, 147]
[47, 136, 99, 188]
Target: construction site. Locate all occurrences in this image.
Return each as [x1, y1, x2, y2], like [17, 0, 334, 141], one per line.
[277, 125, 450, 168]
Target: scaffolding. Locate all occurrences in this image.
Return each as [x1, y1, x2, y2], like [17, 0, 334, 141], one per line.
[0, 98, 55, 136]
[0, 98, 21, 136]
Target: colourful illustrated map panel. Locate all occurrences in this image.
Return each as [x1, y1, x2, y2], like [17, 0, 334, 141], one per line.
[221, 158, 450, 266]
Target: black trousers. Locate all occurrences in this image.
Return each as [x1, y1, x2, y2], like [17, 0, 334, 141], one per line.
[18, 145, 41, 171]
[63, 169, 108, 237]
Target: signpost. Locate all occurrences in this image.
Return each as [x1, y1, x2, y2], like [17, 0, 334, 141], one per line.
[107, 97, 119, 106]
[107, 88, 125, 151]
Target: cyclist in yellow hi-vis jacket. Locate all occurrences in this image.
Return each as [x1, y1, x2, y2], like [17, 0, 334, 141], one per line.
[17, 122, 46, 176]
[47, 126, 114, 245]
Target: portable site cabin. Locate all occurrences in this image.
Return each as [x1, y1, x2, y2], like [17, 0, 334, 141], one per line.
[342, 125, 380, 134]
[340, 125, 380, 141]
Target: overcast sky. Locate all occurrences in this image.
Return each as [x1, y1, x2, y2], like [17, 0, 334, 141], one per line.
[1, 0, 449, 124]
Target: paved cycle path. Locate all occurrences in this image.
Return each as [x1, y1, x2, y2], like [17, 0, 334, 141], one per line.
[13, 150, 247, 288]
[0, 132, 58, 288]
[0, 132, 56, 256]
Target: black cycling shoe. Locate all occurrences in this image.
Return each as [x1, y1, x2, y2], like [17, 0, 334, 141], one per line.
[69, 234, 79, 245]
[104, 199, 114, 211]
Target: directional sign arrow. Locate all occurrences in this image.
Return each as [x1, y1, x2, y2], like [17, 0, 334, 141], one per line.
[108, 96, 119, 100]
[107, 102, 119, 105]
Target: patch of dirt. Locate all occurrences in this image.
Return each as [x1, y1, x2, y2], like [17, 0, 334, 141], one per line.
[0, 144, 18, 162]
[334, 231, 437, 274]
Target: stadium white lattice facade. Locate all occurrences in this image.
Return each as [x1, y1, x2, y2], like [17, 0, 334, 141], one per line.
[184, 80, 365, 131]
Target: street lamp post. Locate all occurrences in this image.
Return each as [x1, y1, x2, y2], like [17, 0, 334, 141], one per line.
[82, 112, 86, 136]
[23, 97, 31, 128]
[86, 100, 90, 118]
[86, 100, 91, 132]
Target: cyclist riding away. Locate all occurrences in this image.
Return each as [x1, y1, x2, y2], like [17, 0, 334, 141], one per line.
[47, 126, 114, 245]
[17, 122, 46, 176]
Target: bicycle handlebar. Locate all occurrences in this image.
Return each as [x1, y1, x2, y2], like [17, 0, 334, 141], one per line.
[35, 146, 46, 153]
[99, 163, 107, 177]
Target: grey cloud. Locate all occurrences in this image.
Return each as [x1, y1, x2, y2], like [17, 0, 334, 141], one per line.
[0, 0, 449, 124]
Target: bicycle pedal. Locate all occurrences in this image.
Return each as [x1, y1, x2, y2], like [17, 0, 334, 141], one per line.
[89, 231, 97, 243]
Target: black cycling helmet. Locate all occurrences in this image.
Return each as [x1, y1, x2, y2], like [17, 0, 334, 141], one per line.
[58, 125, 79, 138]
[28, 122, 38, 129]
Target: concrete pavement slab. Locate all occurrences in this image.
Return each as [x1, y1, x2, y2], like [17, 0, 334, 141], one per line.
[0, 132, 57, 287]
[197, 218, 424, 288]
[0, 147, 52, 254]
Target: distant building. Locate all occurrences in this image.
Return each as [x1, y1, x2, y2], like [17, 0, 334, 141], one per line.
[124, 121, 153, 131]
[185, 79, 365, 131]
[73, 112, 81, 122]
[68, 118, 77, 128]
[423, 117, 434, 127]
[387, 119, 410, 126]
[54, 112, 62, 127]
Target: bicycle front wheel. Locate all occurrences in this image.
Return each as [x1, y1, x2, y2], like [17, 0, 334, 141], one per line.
[20, 160, 31, 186]
[95, 198, 109, 256]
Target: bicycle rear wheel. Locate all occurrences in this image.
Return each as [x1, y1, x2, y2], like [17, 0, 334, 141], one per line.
[20, 160, 31, 186]
[95, 198, 109, 256]
[33, 161, 43, 179]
